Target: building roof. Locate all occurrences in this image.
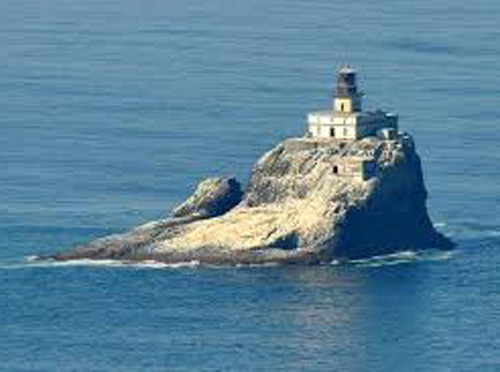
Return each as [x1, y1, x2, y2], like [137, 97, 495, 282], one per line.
[338, 66, 356, 74]
[308, 110, 391, 119]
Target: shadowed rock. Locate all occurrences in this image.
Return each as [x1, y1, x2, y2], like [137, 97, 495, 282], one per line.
[172, 177, 243, 218]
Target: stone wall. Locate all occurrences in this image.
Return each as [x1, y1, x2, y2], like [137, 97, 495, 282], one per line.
[283, 138, 374, 181]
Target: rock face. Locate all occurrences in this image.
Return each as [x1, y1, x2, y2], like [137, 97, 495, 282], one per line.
[172, 177, 243, 219]
[46, 134, 453, 265]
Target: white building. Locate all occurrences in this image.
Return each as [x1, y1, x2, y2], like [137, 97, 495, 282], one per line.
[307, 67, 398, 140]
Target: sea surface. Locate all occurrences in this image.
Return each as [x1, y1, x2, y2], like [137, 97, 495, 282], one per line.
[1, 0, 500, 371]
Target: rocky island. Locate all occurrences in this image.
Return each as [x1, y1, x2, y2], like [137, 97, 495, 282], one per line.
[42, 67, 453, 265]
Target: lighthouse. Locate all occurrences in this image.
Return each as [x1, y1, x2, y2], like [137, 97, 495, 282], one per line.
[307, 67, 398, 140]
[333, 67, 362, 113]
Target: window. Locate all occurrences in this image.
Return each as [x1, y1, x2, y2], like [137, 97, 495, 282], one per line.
[333, 165, 339, 174]
[340, 103, 345, 111]
[330, 128, 335, 137]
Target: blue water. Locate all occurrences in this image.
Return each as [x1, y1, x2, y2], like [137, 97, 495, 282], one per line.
[1, 0, 500, 370]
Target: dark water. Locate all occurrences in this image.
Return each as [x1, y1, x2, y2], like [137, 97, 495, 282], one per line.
[1, 0, 500, 370]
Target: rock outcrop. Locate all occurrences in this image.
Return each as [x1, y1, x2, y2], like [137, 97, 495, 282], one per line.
[44, 134, 453, 265]
[172, 177, 243, 219]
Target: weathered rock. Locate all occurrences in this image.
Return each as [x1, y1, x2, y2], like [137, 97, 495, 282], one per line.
[44, 134, 453, 265]
[172, 177, 243, 218]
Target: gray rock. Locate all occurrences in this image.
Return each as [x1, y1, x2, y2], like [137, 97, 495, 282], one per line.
[43, 134, 453, 265]
[172, 177, 243, 218]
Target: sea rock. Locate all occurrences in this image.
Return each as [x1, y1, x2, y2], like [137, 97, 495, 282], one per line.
[172, 177, 243, 218]
[46, 134, 453, 265]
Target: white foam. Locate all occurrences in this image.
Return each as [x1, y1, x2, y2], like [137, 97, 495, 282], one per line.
[18, 257, 202, 270]
[25, 258, 128, 268]
[433, 222, 447, 228]
[137, 260, 201, 269]
[439, 220, 500, 240]
[24, 255, 39, 262]
[234, 262, 282, 268]
[347, 249, 455, 268]
[1, 249, 455, 271]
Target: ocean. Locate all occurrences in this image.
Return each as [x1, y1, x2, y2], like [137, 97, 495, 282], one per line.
[1, 0, 499, 370]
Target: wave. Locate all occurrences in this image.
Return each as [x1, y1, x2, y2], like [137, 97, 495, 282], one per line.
[20, 257, 281, 270]
[433, 220, 500, 243]
[1, 248, 456, 271]
[0, 257, 202, 270]
[344, 249, 456, 268]
[433, 222, 447, 229]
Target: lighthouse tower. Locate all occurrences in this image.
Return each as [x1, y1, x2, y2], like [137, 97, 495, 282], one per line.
[307, 67, 398, 140]
[333, 67, 362, 114]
